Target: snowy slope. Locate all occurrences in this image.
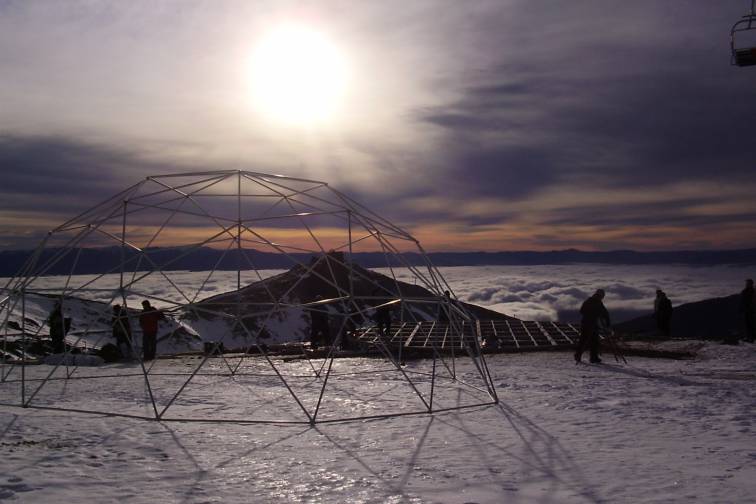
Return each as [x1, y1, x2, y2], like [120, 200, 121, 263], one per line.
[1, 291, 202, 355]
[0, 342, 754, 503]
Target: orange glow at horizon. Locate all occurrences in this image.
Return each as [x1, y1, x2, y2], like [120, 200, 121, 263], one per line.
[5, 213, 756, 254]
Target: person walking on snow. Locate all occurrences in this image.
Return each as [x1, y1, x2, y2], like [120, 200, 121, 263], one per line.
[575, 289, 611, 364]
[654, 290, 673, 338]
[47, 301, 67, 354]
[139, 300, 164, 361]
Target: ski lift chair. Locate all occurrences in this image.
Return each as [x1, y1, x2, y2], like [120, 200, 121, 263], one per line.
[731, 1, 756, 66]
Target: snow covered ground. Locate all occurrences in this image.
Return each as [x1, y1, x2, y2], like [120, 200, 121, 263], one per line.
[1, 342, 754, 503]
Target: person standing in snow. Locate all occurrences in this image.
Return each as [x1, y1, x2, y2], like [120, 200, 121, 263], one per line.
[654, 290, 673, 338]
[335, 300, 358, 351]
[575, 289, 611, 364]
[112, 304, 133, 359]
[47, 301, 68, 354]
[309, 295, 331, 349]
[653, 289, 663, 318]
[739, 279, 755, 343]
[139, 300, 164, 361]
[336, 312, 355, 351]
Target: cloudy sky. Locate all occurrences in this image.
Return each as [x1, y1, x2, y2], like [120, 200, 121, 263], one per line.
[1, 1, 755, 251]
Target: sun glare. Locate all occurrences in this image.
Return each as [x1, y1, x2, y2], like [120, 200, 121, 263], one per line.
[249, 24, 348, 126]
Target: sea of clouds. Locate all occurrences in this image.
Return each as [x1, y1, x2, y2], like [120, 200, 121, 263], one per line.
[4, 264, 754, 324]
[432, 264, 754, 323]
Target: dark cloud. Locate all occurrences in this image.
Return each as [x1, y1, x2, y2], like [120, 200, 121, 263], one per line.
[0, 135, 202, 248]
[418, 64, 755, 190]
[465, 148, 556, 193]
[414, 3, 754, 183]
[542, 199, 756, 228]
[0, 135, 157, 212]
[396, 2, 756, 244]
[551, 210, 756, 229]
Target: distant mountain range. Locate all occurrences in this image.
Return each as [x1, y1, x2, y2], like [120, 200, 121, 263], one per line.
[1, 246, 756, 277]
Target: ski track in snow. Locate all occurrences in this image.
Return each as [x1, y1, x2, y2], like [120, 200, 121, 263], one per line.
[1, 343, 755, 503]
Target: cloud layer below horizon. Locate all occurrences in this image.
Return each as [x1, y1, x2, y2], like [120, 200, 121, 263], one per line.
[434, 264, 751, 323]
[4, 264, 750, 325]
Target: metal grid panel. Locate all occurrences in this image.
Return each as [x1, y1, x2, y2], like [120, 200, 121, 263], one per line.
[358, 319, 582, 352]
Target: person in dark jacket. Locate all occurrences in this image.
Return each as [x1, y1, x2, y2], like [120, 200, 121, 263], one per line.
[309, 295, 331, 349]
[740, 279, 755, 343]
[112, 304, 133, 359]
[47, 301, 67, 354]
[654, 290, 673, 338]
[575, 289, 610, 364]
[653, 289, 663, 317]
[139, 300, 164, 361]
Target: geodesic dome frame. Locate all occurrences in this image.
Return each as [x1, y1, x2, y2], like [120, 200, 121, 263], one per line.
[0, 170, 498, 424]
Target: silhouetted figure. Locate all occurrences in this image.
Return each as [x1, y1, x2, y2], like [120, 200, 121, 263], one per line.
[335, 303, 358, 351]
[653, 289, 662, 317]
[139, 300, 164, 361]
[654, 290, 673, 338]
[112, 304, 133, 359]
[575, 289, 610, 364]
[47, 301, 68, 354]
[374, 299, 393, 339]
[309, 295, 331, 349]
[482, 330, 499, 350]
[338, 316, 353, 351]
[739, 279, 755, 343]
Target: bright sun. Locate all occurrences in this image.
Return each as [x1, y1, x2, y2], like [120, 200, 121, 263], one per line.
[249, 24, 348, 126]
